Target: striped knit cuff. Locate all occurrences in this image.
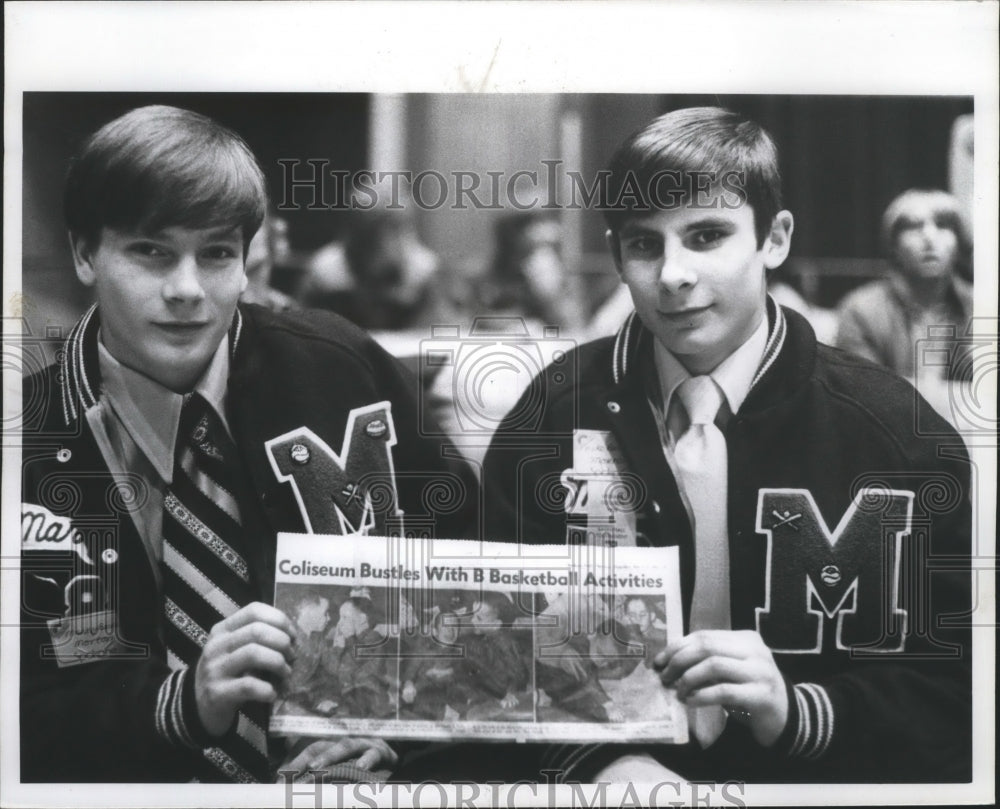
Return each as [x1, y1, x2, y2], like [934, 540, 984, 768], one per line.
[154, 668, 215, 751]
[781, 681, 834, 760]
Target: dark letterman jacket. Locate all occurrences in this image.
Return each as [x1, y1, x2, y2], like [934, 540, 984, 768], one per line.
[481, 299, 972, 783]
[19, 303, 478, 782]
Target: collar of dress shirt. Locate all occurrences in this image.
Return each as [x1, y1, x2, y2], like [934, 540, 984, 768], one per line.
[97, 336, 232, 485]
[654, 313, 769, 440]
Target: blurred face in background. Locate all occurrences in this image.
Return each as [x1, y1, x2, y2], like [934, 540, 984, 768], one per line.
[517, 218, 564, 300]
[890, 194, 960, 281]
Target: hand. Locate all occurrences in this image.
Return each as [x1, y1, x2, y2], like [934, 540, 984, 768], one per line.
[500, 690, 519, 709]
[281, 736, 398, 779]
[194, 602, 296, 737]
[401, 681, 417, 704]
[654, 630, 788, 747]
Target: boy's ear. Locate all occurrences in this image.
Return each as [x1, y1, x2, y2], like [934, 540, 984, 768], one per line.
[762, 211, 794, 270]
[605, 229, 624, 275]
[69, 232, 97, 287]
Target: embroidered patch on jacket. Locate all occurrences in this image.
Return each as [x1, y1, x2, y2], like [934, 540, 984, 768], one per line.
[265, 402, 402, 536]
[755, 487, 913, 654]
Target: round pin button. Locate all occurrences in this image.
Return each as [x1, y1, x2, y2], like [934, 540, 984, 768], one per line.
[56, 448, 72, 463]
[821, 565, 841, 586]
[607, 401, 621, 414]
[366, 419, 387, 438]
[102, 548, 119, 564]
[290, 444, 310, 464]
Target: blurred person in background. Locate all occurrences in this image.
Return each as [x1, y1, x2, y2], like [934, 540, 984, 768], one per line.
[475, 211, 585, 331]
[240, 210, 298, 312]
[297, 201, 462, 332]
[835, 189, 974, 406]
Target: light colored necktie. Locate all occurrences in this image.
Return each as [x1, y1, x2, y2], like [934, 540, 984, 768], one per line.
[674, 376, 730, 747]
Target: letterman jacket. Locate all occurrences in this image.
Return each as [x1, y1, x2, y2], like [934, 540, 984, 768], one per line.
[19, 303, 478, 782]
[481, 299, 972, 783]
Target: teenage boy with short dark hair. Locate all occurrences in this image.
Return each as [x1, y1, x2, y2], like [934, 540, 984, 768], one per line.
[20, 105, 476, 783]
[482, 107, 972, 783]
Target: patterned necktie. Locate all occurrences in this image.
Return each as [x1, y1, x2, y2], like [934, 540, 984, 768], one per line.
[674, 376, 730, 747]
[161, 393, 271, 782]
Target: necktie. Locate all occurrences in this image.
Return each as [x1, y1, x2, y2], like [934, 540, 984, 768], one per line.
[161, 394, 271, 782]
[674, 376, 730, 747]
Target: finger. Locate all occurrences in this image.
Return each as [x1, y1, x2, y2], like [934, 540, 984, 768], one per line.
[308, 737, 370, 768]
[285, 740, 329, 774]
[672, 656, 761, 700]
[219, 644, 293, 682]
[215, 622, 296, 664]
[659, 632, 759, 685]
[283, 742, 325, 773]
[683, 681, 751, 710]
[213, 602, 296, 638]
[355, 747, 382, 771]
[212, 674, 279, 706]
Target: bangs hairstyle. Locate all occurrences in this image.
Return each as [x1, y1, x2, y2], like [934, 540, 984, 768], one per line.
[603, 107, 782, 246]
[880, 189, 971, 261]
[64, 105, 267, 252]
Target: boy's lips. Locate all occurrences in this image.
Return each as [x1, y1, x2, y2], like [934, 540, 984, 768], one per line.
[659, 304, 712, 320]
[153, 321, 210, 335]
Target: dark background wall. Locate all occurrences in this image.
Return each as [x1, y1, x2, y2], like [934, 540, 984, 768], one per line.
[20, 92, 972, 330]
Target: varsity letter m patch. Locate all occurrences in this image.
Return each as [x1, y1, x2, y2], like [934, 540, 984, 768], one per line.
[755, 488, 913, 654]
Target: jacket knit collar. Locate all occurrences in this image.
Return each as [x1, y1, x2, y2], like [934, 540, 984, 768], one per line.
[59, 303, 245, 428]
[610, 295, 788, 396]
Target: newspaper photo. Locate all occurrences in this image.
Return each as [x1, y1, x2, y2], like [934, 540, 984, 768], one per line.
[271, 535, 686, 743]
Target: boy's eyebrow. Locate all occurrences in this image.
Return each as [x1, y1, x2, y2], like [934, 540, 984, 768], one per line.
[619, 215, 738, 237]
[681, 215, 738, 231]
[134, 224, 243, 240]
[618, 222, 662, 238]
[201, 225, 243, 240]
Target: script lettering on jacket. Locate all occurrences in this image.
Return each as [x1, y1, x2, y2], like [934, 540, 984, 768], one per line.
[755, 487, 912, 654]
[22, 503, 94, 565]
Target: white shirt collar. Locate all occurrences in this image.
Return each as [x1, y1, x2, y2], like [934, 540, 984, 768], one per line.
[654, 315, 769, 433]
[97, 337, 231, 483]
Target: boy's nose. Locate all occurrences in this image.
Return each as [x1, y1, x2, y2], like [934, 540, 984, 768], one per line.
[163, 257, 206, 302]
[658, 245, 697, 294]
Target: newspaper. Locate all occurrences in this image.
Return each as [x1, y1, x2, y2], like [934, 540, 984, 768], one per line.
[271, 534, 687, 743]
